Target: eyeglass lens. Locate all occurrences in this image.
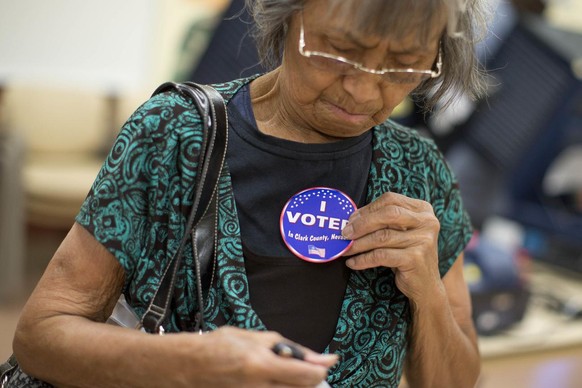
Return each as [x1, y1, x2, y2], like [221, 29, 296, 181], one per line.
[300, 16, 440, 84]
[306, 55, 433, 84]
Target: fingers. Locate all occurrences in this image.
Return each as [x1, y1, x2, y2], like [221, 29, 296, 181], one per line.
[362, 192, 432, 214]
[268, 341, 337, 385]
[340, 193, 440, 272]
[345, 248, 407, 270]
[345, 228, 412, 254]
[342, 193, 435, 241]
[267, 352, 335, 386]
[272, 342, 305, 360]
[268, 337, 337, 367]
[303, 352, 339, 368]
[204, 327, 337, 387]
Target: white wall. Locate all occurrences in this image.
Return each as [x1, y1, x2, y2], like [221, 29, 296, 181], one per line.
[0, 0, 228, 94]
[0, 0, 158, 93]
[0, 0, 229, 145]
[546, 0, 582, 32]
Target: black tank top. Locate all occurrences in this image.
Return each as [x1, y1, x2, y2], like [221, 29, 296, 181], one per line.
[226, 84, 372, 352]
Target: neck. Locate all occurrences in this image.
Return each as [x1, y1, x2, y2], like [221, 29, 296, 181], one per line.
[250, 69, 340, 144]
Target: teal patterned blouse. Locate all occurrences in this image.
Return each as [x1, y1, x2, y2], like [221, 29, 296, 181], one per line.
[76, 76, 472, 387]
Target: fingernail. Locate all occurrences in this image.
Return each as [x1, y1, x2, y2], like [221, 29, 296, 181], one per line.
[318, 354, 339, 361]
[305, 352, 339, 366]
[346, 259, 355, 268]
[342, 224, 354, 238]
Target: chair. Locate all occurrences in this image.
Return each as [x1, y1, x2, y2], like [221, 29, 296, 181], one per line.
[4, 85, 108, 230]
[0, 130, 25, 301]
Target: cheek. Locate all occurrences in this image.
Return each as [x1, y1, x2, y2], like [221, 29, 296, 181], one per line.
[288, 67, 337, 105]
[281, 43, 335, 106]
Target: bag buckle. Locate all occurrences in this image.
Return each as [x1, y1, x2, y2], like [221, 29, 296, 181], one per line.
[2, 372, 10, 388]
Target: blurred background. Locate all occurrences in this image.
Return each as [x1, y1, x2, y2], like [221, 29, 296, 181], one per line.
[0, 0, 581, 386]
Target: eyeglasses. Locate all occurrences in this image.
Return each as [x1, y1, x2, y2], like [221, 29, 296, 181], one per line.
[298, 15, 443, 85]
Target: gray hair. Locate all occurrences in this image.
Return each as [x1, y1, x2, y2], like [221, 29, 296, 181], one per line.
[245, 0, 492, 112]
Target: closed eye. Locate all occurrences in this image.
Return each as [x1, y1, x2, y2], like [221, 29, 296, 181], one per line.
[392, 55, 422, 67]
[327, 40, 359, 56]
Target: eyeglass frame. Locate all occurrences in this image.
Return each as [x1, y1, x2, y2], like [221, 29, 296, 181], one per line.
[298, 13, 443, 82]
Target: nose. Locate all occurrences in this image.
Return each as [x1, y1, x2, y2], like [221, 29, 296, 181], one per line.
[341, 72, 383, 104]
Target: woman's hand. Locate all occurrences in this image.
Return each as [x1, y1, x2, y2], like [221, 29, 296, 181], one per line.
[341, 192, 442, 302]
[13, 223, 336, 388]
[185, 326, 337, 387]
[342, 193, 481, 386]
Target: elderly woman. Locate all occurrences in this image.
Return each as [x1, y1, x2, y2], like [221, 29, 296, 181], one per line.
[10, 0, 488, 386]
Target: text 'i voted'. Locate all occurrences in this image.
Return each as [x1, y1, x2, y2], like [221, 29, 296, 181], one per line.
[280, 187, 356, 263]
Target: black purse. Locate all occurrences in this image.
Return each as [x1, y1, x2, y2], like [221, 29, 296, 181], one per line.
[140, 81, 227, 334]
[0, 82, 228, 387]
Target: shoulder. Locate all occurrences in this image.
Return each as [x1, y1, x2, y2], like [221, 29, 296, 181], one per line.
[210, 75, 260, 103]
[374, 119, 439, 154]
[372, 121, 472, 275]
[129, 75, 258, 138]
[372, 119, 445, 175]
[107, 75, 260, 174]
[124, 91, 203, 147]
[370, 119, 462, 203]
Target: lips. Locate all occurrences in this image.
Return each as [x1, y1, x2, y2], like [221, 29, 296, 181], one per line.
[325, 100, 372, 125]
[331, 102, 369, 116]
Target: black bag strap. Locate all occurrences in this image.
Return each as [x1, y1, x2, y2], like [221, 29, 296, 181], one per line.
[141, 82, 227, 334]
[0, 354, 18, 386]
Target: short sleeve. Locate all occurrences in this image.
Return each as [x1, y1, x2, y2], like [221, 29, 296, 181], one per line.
[424, 141, 473, 276]
[75, 91, 205, 288]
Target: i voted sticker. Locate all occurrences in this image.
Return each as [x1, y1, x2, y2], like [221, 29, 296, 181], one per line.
[280, 187, 356, 263]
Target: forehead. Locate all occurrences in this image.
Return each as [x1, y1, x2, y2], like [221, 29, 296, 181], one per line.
[303, 0, 448, 46]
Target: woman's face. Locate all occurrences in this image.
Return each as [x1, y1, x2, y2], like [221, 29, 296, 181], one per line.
[277, 0, 445, 140]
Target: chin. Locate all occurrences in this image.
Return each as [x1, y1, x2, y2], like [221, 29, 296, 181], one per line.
[317, 124, 372, 140]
